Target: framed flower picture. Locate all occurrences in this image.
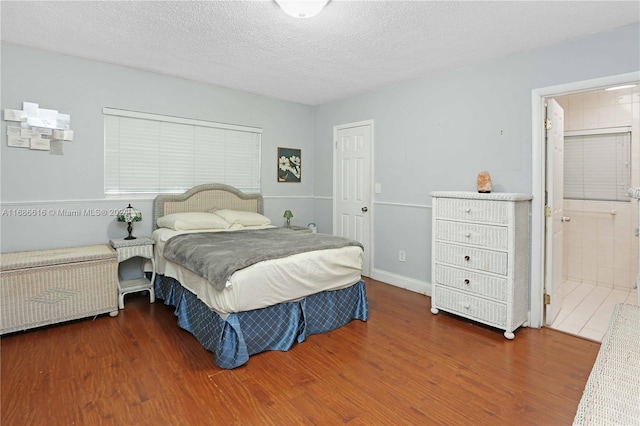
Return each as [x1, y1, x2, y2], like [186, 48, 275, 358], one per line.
[278, 147, 301, 183]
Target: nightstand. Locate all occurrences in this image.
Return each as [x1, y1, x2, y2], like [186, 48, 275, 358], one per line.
[109, 236, 156, 309]
[288, 225, 313, 233]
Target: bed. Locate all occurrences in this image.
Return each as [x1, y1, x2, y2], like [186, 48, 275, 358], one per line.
[151, 183, 368, 369]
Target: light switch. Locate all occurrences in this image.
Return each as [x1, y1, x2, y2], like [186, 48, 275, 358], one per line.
[375, 183, 382, 194]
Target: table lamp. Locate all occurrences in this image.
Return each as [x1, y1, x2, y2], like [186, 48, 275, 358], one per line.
[118, 204, 142, 240]
[283, 210, 293, 227]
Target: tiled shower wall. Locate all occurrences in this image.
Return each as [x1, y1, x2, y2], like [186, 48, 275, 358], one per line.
[555, 85, 640, 290]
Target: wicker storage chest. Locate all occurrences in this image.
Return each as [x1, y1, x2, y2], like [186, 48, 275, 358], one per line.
[1, 245, 119, 334]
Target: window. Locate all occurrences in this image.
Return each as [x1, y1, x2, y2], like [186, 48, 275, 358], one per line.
[104, 108, 261, 194]
[564, 128, 631, 201]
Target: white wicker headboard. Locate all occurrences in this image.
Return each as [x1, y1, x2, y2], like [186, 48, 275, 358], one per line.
[153, 184, 263, 229]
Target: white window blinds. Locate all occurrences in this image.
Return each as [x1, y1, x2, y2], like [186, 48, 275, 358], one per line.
[564, 128, 631, 202]
[104, 108, 261, 194]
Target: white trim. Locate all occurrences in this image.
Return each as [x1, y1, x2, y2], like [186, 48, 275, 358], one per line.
[3, 194, 330, 206]
[333, 119, 375, 131]
[564, 126, 631, 137]
[370, 268, 430, 296]
[262, 195, 316, 200]
[530, 71, 640, 329]
[102, 107, 262, 133]
[1, 197, 155, 206]
[374, 201, 431, 209]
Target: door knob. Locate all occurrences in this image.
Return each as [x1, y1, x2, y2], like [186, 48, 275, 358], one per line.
[361, 207, 368, 213]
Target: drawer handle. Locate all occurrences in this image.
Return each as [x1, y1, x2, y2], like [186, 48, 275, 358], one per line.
[465, 208, 472, 213]
[464, 279, 470, 285]
[464, 303, 471, 309]
[464, 255, 470, 261]
[465, 232, 471, 238]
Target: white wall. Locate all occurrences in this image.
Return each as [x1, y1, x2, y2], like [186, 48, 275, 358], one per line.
[0, 43, 316, 251]
[312, 23, 640, 293]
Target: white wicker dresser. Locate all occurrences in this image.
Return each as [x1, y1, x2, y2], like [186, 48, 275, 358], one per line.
[1, 245, 119, 334]
[430, 191, 532, 339]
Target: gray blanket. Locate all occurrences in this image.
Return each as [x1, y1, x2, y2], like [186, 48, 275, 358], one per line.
[163, 227, 363, 291]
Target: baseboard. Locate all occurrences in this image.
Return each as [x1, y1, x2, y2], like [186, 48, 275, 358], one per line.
[369, 268, 431, 297]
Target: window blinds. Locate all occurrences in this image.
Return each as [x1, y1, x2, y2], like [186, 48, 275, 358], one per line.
[104, 108, 261, 194]
[564, 129, 631, 202]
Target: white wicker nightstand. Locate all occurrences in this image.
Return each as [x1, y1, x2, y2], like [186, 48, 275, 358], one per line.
[288, 226, 313, 233]
[109, 237, 156, 309]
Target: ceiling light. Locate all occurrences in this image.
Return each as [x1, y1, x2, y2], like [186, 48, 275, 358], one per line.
[604, 84, 637, 91]
[275, 0, 329, 18]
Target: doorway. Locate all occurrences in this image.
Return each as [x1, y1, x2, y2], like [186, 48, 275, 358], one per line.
[530, 71, 640, 331]
[546, 88, 639, 341]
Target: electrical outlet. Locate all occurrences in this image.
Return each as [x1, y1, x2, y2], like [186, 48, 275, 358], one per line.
[399, 250, 406, 262]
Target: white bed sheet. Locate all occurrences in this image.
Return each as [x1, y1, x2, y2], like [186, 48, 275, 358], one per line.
[151, 227, 363, 314]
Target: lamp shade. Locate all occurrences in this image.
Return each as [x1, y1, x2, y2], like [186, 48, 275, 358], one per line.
[117, 204, 142, 223]
[275, 0, 329, 18]
[283, 210, 293, 219]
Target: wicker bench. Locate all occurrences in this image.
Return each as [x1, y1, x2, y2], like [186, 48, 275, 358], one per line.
[573, 303, 640, 425]
[1, 245, 119, 335]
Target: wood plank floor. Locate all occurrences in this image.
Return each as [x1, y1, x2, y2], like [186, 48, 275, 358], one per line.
[1, 278, 600, 425]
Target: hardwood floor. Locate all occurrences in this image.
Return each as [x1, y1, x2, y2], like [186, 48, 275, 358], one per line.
[1, 278, 600, 425]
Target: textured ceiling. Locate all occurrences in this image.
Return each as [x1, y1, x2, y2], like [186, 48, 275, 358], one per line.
[1, 1, 639, 105]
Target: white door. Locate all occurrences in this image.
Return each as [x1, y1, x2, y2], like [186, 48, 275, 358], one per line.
[334, 122, 372, 276]
[544, 98, 565, 325]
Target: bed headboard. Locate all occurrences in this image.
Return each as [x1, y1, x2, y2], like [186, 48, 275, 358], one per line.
[153, 184, 264, 229]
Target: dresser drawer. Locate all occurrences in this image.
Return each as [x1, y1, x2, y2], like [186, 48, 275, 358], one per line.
[435, 198, 508, 224]
[434, 264, 507, 301]
[434, 242, 507, 275]
[433, 285, 507, 327]
[434, 220, 508, 250]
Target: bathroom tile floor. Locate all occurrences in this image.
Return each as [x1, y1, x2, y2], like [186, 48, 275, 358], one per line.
[549, 280, 639, 342]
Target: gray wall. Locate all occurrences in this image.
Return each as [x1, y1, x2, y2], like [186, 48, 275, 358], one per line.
[1, 43, 316, 251]
[1, 24, 639, 296]
[313, 23, 640, 292]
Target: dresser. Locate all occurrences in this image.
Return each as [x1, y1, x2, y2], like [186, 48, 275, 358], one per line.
[430, 191, 532, 339]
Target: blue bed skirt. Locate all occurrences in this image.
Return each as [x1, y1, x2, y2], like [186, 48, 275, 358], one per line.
[154, 275, 368, 369]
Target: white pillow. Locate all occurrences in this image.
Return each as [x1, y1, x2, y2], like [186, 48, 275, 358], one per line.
[156, 212, 230, 231]
[213, 209, 271, 226]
